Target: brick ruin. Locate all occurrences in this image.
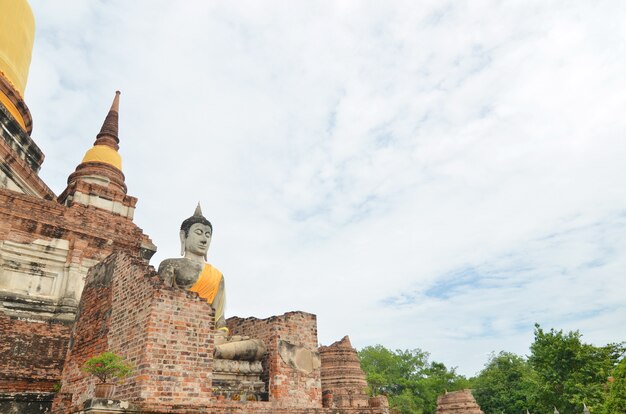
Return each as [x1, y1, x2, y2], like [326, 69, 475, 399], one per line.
[436, 390, 484, 414]
[49, 251, 389, 413]
[319, 336, 372, 409]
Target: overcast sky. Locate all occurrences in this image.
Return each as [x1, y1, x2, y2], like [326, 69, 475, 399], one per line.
[26, 0, 626, 376]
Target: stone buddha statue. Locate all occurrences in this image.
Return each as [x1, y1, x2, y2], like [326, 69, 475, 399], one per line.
[158, 205, 265, 361]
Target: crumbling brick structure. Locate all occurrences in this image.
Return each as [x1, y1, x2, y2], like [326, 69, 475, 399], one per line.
[436, 389, 484, 414]
[52, 253, 214, 412]
[52, 251, 389, 414]
[228, 312, 322, 407]
[319, 336, 370, 409]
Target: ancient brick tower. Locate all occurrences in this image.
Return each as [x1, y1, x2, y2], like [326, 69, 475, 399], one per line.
[0, 1, 155, 411]
[319, 336, 371, 408]
[436, 390, 485, 414]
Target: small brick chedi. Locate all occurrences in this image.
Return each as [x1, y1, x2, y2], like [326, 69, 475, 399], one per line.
[0, 2, 389, 413]
[436, 390, 484, 414]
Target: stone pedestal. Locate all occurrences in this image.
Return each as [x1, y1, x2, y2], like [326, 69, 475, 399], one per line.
[212, 359, 266, 401]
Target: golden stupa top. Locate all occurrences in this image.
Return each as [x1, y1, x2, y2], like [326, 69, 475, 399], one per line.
[0, 0, 35, 96]
[81, 145, 123, 170]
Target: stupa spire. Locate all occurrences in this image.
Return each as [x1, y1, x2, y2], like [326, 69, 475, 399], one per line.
[58, 92, 135, 219]
[80, 91, 123, 170]
[94, 90, 121, 149]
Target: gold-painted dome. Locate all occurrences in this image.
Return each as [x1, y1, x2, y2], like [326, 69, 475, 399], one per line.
[0, 0, 35, 131]
[0, 0, 34, 96]
[82, 145, 123, 170]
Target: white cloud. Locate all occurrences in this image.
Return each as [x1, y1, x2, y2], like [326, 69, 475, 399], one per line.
[26, 0, 626, 376]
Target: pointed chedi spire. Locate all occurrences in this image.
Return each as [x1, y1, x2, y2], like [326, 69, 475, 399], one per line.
[58, 91, 136, 219]
[81, 91, 122, 170]
[94, 90, 120, 148]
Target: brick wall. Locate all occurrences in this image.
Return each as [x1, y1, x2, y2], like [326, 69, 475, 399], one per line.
[228, 312, 322, 408]
[0, 190, 152, 260]
[53, 252, 215, 412]
[0, 188, 154, 398]
[0, 313, 70, 392]
[111, 258, 215, 406]
[52, 254, 123, 410]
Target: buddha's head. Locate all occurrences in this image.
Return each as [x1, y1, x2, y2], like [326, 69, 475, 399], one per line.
[180, 204, 213, 261]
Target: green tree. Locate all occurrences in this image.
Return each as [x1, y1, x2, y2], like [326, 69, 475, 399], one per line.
[81, 351, 133, 383]
[528, 324, 624, 413]
[472, 351, 539, 414]
[359, 345, 467, 414]
[604, 357, 626, 413]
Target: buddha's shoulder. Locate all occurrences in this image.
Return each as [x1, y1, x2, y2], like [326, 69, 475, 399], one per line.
[158, 258, 203, 274]
[157, 258, 206, 288]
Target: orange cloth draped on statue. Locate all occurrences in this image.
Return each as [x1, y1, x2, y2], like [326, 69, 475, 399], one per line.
[189, 263, 224, 324]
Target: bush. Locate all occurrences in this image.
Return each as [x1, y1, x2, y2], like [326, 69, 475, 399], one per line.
[81, 351, 133, 383]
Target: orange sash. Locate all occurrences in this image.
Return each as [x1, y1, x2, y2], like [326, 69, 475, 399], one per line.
[189, 263, 222, 303]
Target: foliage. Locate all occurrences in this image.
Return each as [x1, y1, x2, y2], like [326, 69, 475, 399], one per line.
[603, 357, 626, 413]
[81, 351, 133, 384]
[359, 345, 468, 414]
[472, 351, 540, 414]
[528, 324, 624, 413]
[359, 325, 624, 414]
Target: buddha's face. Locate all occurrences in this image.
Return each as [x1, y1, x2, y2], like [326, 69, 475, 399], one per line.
[184, 223, 212, 257]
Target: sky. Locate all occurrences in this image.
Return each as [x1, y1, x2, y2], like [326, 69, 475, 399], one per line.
[25, 0, 626, 377]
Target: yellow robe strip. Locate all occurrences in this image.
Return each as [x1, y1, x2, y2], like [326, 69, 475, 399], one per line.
[189, 263, 224, 325]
